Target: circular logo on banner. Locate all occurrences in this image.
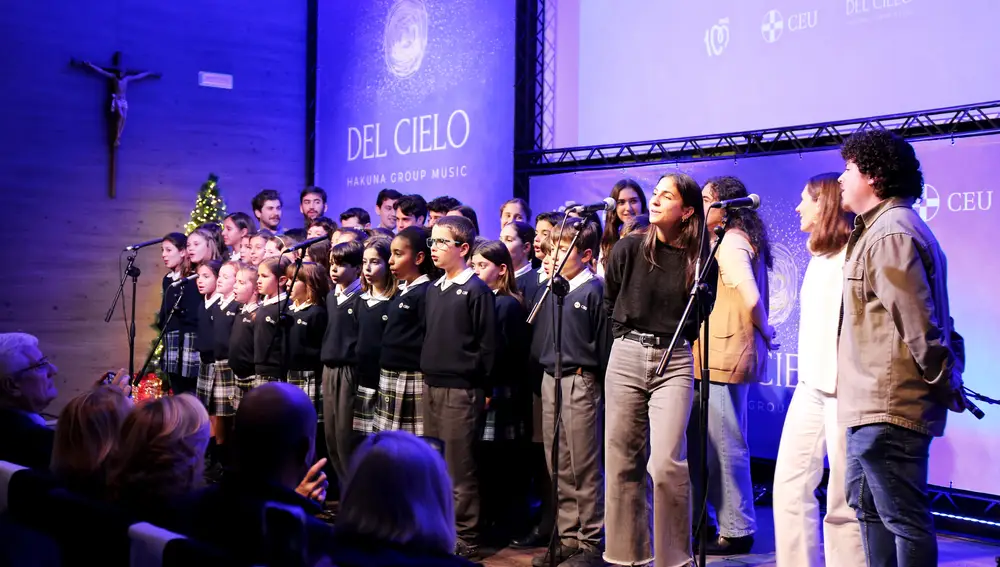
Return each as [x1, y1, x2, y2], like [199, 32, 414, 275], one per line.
[767, 242, 800, 326]
[762, 10, 784, 43]
[384, 0, 429, 78]
[917, 184, 940, 222]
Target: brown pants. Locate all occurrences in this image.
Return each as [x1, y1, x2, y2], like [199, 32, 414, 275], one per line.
[541, 370, 604, 550]
[423, 385, 485, 543]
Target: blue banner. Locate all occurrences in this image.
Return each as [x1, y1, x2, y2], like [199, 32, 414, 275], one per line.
[316, 0, 516, 237]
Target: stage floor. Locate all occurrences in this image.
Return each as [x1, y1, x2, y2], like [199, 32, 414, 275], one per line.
[480, 505, 1000, 567]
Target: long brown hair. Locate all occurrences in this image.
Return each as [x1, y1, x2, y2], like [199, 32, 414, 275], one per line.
[806, 173, 855, 256]
[286, 261, 331, 306]
[51, 386, 132, 495]
[601, 179, 647, 271]
[164, 232, 193, 277]
[642, 173, 707, 287]
[473, 240, 523, 305]
[362, 236, 400, 297]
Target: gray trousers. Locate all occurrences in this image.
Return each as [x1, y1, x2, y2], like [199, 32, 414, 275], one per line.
[322, 364, 357, 487]
[541, 369, 604, 550]
[604, 337, 695, 567]
[423, 384, 485, 543]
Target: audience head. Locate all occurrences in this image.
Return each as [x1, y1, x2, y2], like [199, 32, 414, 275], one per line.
[799, 172, 856, 256]
[109, 393, 210, 503]
[252, 189, 283, 232]
[300, 187, 329, 222]
[339, 207, 371, 229]
[376, 189, 403, 230]
[0, 333, 57, 414]
[234, 383, 316, 488]
[394, 194, 429, 230]
[426, 196, 462, 227]
[51, 386, 132, 495]
[338, 431, 456, 555]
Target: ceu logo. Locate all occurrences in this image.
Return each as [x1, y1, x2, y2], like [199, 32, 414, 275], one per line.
[917, 184, 940, 222]
[704, 17, 730, 57]
[383, 0, 429, 78]
[761, 10, 783, 43]
[767, 243, 800, 326]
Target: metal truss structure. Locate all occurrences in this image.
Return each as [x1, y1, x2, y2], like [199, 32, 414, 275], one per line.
[517, 100, 1000, 175]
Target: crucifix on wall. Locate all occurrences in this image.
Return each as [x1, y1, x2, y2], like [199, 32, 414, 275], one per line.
[71, 52, 161, 198]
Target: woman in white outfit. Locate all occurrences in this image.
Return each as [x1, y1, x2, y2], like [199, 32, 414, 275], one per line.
[772, 173, 865, 567]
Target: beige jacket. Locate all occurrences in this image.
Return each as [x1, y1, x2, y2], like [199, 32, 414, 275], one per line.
[837, 198, 961, 437]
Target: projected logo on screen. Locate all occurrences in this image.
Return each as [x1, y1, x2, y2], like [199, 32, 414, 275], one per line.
[917, 184, 940, 221]
[383, 0, 429, 78]
[704, 17, 730, 56]
[762, 9, 818, 43]
[767, 242, 800, 326]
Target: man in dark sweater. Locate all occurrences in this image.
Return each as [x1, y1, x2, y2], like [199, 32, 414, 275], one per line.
[0, 333, 58, 469]
[420, 216, 496, 558]
[320, 240, 365, 487]
[531, 218, 609, 567]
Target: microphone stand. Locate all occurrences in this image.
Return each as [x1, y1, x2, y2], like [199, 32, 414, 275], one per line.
[106, 252, 141, 379]
[654, 221, 727, 567]
[136, 281, 188, 387]
[525, 217, 583, 567]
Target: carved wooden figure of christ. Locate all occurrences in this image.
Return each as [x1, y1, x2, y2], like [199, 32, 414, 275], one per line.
[71, 52, 161, 198]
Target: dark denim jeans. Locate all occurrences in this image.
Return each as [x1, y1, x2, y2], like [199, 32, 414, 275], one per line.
[845, 423, 936, 567]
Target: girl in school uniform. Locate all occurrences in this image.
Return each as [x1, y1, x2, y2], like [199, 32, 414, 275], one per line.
[194, 260, 223, 411]
[159, 233, 201, 395]
[354, 236, 398, 436]
[471, 240, 532, 539]
[373, 226, 439, 434]
[253, 256, 291, 384]
[286, 262, 330, 420]
[187, 227, 224, 266]
[501, 220, 539, 304]
[222, 212, 256, 261]
[208, 260, 240, 469]
[228, 264, 261, 406]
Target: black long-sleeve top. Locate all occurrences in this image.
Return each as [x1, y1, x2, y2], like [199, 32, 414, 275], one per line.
[494, 294, 530, 387]
[194, 296, 221, 363]
[229, 303, 259, 379]
[356, 294, 392, 389]
[213, 296, 240, 361]
[253, 294, 289, 379]
[604, 233, 713, 343]
[420, 270, 497, 390]
[320, 280, 363, 367]
[379, 278, 430, 372]
[516, 268, 545, 310]
[536, 274, 611, 380]
[287, 303, 327, 371]
[159, 274, 200, 334]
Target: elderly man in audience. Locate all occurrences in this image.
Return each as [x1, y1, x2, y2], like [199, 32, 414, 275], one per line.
[168, 382, 332, 564]
[0, 333, 59, 468]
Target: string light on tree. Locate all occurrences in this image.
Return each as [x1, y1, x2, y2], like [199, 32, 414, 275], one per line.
[184, 173, 227, 234]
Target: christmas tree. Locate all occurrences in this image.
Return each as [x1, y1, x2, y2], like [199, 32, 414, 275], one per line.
[184, 174, 226, 234]
[143, 174, 228, 394]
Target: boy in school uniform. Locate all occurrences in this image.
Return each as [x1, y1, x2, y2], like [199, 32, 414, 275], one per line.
[532, 217, 609, 567]
[320, 240, 365, 486]
[420, 216, 497, 558]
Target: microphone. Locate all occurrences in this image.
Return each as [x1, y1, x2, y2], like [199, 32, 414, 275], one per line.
[709, 194, 761, 210]
[169, 274, 198, 288]
[281, 234, 330, 254]
[124, 237, 165, 252]
[567, 197, 616, 214]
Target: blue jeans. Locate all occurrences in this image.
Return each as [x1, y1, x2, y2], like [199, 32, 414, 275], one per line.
[688, 382, 757, 538]
[845, 423, 936, 567]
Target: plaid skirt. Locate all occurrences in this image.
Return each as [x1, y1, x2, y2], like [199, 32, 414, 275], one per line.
[353, 385, 377, 435]
[162, 331, 200, 379]
[210, 360, 238, 417]
[195, 362, 215, 408]
[372, 369, 423, 435]
[288, 369, 323, 423]
[482, 385, 530, 442]
[233, 374, 273, 410]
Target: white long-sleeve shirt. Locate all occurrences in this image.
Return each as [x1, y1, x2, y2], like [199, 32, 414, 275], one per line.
[797, 248, 846, 394]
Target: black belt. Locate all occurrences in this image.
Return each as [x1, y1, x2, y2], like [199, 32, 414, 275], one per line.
[623, 331, 669, 347]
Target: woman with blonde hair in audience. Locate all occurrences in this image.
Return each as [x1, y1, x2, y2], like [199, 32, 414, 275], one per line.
[327, 431, 476, 566]
[108, 393, 210, 517]
[51, 384, 132, 498]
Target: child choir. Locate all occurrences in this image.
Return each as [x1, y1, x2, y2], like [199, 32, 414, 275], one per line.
[157, 193, 631, 561]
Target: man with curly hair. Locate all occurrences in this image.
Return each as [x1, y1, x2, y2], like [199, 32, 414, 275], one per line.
[837, 129, 967, 567]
